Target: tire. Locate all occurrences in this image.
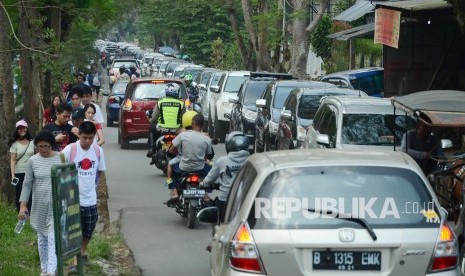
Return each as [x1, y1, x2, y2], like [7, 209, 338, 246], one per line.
[186, 203, 197, 229]
[208, 112, 214, 138]
[107, 117, 114, 127]
[214, 116, 226, 143]
[120, 135, 130, 149]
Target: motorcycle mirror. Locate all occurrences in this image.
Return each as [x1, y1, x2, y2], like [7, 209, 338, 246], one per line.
[197, 207, 219, 224]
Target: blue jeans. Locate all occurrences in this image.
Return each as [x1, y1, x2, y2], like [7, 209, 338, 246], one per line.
[171, 163, 211, 189]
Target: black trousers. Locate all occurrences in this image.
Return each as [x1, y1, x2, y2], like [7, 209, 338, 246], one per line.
[15, 173, 32, 213]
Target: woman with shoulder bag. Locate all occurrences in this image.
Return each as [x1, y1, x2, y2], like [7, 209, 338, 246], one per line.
[9, 119, 34, 212]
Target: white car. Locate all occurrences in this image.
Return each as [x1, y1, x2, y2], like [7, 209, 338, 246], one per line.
[198, 149, 459, 275]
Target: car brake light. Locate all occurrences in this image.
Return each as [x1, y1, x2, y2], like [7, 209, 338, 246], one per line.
[122, 99, 132, 111]
[229, 221, 264, 274]
[428, 221, 458, 272]
[108, 97, 117, 104]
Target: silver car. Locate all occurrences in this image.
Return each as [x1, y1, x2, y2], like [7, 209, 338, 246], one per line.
[198, 149, 459, 275]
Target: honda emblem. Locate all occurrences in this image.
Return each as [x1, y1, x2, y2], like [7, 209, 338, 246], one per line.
[339, 229, 355, 242]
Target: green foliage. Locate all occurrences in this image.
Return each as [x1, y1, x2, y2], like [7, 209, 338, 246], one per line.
[447, 0, 465, 30]
[311, 16, 332, 60]
[210, 37, 224, 69]
[0, 201, 41, 275]
[223, 41, 245, 70]
[355, 39, 382, 60]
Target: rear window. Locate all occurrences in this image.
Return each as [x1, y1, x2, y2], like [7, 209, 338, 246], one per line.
[298, 95, 324, 119]
[112, 82, 128, 95]
[243, 82, 268, 105]
[224, 75, 249, 93]
[250, 166, 436, 229]
[341, 114, 410, 146]
[113, 61, 137, 69]
[132, 82, 187, 100]
[350, 73, 384, 97]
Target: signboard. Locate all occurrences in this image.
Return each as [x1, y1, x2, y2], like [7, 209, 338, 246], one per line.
[374, 8, 401, 49]
[52, 163, 83, 276]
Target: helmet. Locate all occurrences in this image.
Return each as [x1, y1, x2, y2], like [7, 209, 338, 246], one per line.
[225, 131, 249, 153]
[119, 66, 126, 74]
[182, 110, 198, 128]
[184, 74, 193, 82]
[129, 65, 136, 72]
[164, 83, 180, 98]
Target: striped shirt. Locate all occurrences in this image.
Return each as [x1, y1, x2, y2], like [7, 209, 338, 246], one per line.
[20, 152, 62, 235]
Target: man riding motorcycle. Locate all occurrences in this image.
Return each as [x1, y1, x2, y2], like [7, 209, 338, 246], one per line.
[148, 83, 185, 165]
[183, 74, 202, 113]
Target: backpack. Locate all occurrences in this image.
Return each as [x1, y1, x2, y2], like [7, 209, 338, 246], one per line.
[92, 73, 101, 86]
[70, 142, 101, 162]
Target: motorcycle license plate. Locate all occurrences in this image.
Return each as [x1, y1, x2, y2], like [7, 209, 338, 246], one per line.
[313, 251, 381, 271]
[183, 189, 205, 199]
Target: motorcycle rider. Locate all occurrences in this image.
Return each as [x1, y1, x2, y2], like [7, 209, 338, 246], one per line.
[148, 83, 185, 165]
[166, 113, 213, 205]
[200, 131, 250, 220]
[128, 65, 140, 79]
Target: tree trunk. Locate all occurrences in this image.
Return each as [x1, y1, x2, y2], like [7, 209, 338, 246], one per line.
[19, 0, 44, 135]
[290, 0, 330, 79]
[257, 0, 271, 71]
[272, 0, 285, 72]
[0, 4, 16, 203]
[226, 0, 251, 70]
[241, 0, 258, 70]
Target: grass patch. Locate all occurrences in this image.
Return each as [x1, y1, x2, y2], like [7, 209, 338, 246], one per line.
[0, 200, 136, 275]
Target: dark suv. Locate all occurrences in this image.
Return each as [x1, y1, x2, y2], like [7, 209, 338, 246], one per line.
[229, 72, 292, 152]
[275, 87, 365, 150]
[254, 80, 336, 153]
[118, 78, 187, 149]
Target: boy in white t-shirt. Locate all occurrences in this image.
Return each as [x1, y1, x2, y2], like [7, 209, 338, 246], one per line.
[61, 121, 106, 266]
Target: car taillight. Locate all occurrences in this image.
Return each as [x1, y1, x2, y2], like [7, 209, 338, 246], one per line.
[122, 99, 132, 111]
[229, 221, 264, 274]
[108, 97, 117, 104]
[428, 221, 458, 273]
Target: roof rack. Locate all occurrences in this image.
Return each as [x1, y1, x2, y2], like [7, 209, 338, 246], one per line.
[250, 72, 294, 80]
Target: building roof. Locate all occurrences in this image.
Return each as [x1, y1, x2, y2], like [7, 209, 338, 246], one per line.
[327, 23, 375, 41]
[334, 1, 380, 22]
[376, 0, 452, 11]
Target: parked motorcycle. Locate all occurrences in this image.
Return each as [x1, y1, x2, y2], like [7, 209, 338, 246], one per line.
[172, 172, 212, 229]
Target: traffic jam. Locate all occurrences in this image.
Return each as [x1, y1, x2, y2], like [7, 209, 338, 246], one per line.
[97, 7, 465, 273]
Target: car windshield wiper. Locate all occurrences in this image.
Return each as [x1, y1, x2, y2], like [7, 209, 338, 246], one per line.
[307, 208, 377, 241]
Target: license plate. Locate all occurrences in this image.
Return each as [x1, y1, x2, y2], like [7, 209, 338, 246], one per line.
[182, 189, 205, 199]
[313, 251, 381, 271]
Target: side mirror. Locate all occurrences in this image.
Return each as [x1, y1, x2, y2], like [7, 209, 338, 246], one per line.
[228, 96, 239, 104]
[199, 84, 206, 89]
[197, 206, 219, 224]
[255, 99, 266, 108]
[281, 109, 293, 120]
[441, 139, 453, 149]
[210, 85, 220, 93]
[316, 134, 330, 147]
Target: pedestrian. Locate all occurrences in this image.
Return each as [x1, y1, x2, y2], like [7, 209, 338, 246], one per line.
[83, 103, 105, 146]
[90, 64, 102, 104]
[62, 121, 106, 269]
[9, 119, 34, 212]
[43, 96, 62, 127]
[43, 102, 78, 151]
[81, 85, 104, 124]
[18, 130, 62, 276]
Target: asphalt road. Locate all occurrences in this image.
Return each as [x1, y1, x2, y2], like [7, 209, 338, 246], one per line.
[101, 97, 225, 276]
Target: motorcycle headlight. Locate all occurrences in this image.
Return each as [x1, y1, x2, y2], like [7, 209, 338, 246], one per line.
[243, 109, 257, 122]
[269, 120, 279, 134]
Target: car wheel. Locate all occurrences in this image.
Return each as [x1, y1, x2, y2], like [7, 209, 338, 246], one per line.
[120, 135, 130, 149]
[107, 116, 114, 127]
[208, 112, 214, 138]
[214, 116, 226, 143]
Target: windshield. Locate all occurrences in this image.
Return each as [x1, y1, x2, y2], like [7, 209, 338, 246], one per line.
[251, 166, 436, 229]
[224, 76, 249, 93]
[184, 69, 202, 81]
[272, 87, 294, 108]
[132, 82, 187, 100]
[243, 82, 268, 105]
[350, 73, 384, 97]
[298, 95, 324, 119]
[341, 114, 409, 146]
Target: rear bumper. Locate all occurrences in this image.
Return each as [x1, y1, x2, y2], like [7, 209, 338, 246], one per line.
[120, 118, 150, 140]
